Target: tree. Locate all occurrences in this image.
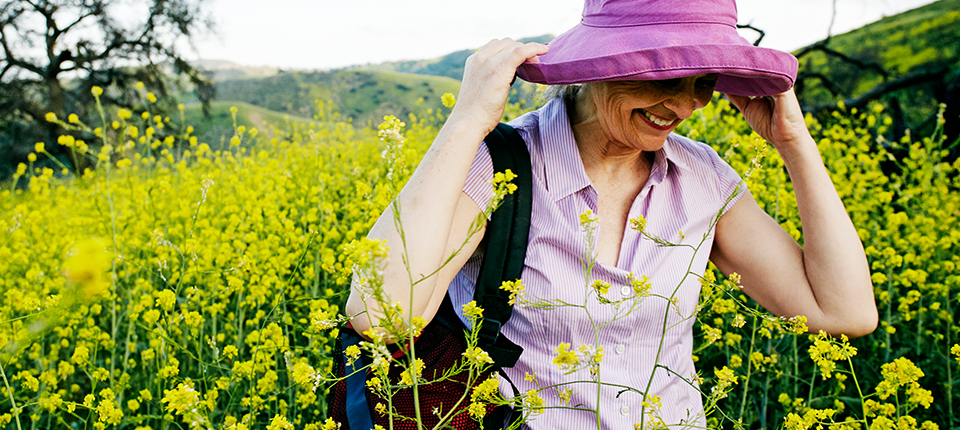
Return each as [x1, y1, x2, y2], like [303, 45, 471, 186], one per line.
[0, 0, 214, 175]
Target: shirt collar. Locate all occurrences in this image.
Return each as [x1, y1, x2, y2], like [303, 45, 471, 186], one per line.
[538, 98, 690, 203]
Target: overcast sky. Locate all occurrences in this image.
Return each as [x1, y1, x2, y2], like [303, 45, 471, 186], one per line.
[190, 0, 939, 71]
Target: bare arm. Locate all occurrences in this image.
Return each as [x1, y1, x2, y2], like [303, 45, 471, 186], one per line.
[345, 39, 549, 338]
[712, 89, 878, 338]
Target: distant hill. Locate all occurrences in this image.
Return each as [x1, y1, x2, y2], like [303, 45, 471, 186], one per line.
[793, 0, 960, 134]
[365, 35, 554, 81]
[193, 60, 280, 82]
[214, 69, 461, 126]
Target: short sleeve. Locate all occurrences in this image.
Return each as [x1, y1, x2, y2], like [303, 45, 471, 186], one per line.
[708, 148, 749, 215]
[462, 141, 496, 218]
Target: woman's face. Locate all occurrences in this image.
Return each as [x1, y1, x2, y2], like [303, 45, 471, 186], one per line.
[584, 74, 718, 151]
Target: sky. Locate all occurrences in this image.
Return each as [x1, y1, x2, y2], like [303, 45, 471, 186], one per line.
[190, 0, 940, 71]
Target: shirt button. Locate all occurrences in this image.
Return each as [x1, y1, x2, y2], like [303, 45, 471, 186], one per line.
[616, 344, 626, 354]
[620, 286, 631, 296]
[620, 405, 630, 415]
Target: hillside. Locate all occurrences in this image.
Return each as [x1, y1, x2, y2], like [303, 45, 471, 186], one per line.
[214, 69, 461, 127]
[794, 0, 960, 132]
[365, 34, 554, 81]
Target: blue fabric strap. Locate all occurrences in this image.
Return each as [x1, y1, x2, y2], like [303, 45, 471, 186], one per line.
[342, 330, 374, 430]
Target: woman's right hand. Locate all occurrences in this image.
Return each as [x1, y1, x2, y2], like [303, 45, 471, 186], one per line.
[451, 39, 548, 134]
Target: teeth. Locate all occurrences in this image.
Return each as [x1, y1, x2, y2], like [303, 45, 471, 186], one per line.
[642, 110, 673, 127]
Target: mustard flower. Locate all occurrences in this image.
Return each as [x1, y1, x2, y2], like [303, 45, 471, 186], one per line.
[591, 279, 611, 295]
[629, 214, 647, 232]
[441, 92, 456, 108]
[462, 300, 484, 321]
[499, 279, 525, 306]
[553, 342, 580, 370]
[463, 346, 494, 366]
[523, 389, 545, 415]
[266, 415, 294, 430]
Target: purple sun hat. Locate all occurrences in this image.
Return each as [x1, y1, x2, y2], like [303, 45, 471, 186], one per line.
[516, 0, 798, 97]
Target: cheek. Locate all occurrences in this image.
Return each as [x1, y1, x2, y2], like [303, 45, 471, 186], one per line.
[597, 90, 634, 138]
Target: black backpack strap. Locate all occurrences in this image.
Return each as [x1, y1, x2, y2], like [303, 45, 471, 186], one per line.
[473, 122, 532, 368]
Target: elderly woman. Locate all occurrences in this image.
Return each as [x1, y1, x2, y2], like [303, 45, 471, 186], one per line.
[345, 0, 877, 427]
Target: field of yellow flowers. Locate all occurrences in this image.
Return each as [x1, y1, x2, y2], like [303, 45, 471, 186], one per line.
[0, 85, 958, 430]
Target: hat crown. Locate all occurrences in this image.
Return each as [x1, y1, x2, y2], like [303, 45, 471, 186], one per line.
[581, 0, 738, 27]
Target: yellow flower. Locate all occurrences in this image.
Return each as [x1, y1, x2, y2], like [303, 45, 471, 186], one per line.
[462, 300, 484, 321]
[463, 347, 494, 366]
[266, 414, 294, 430]
[321, 418, 341, 430]
[629, 214, 647, 232]
[523, 389, 545, 415]
[344, 344, 361, 365]
[63, 238, 112, 298]
[626, 272, 651, 296]
[91, 86, 103, 97]
[441, 93, 456, 108]
[156, 289, 177, 312]
[146, 92, 157, 103]
[468, 401, 486, 419]
[499, 279, 525, 306]
[34, 142, 45, 153]
[45, 112, 57, 122]
[591, 279, 611, 295]
[552, 342, 579, 370]
[28, 153, 37, 162]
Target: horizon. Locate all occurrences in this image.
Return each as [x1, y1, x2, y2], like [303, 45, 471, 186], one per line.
[190, 0, 940, 72]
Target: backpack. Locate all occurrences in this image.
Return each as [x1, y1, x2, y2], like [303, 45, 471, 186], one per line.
[329, 123, 532, 430]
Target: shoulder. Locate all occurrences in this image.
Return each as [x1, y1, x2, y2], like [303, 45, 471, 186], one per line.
[662, 133, 746, 212]
[663, 133, 728, 172]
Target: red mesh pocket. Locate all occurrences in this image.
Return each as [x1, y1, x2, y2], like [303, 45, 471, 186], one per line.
[330, 318, 499, 429]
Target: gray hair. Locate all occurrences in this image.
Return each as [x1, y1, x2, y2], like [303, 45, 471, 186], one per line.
[540, 84, 583, 104]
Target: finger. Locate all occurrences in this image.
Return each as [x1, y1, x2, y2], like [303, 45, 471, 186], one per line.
[725, 94, 750, 112]
[511, 42, 549, 65]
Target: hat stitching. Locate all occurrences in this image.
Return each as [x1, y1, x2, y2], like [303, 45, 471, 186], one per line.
[580, 20, 733, 29]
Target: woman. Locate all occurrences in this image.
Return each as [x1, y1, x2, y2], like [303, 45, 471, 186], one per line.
[346, 0, 878, 427]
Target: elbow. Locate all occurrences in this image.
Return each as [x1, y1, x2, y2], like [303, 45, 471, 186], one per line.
[842, 307, 878, 339]
[345, 291, 374, 338]
[823, 301, 879, 339]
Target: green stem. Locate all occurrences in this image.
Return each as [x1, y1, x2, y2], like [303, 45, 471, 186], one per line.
[0, 358, 24, 430]
[846, 358, 868, 428]
[738, 309, 759, 420]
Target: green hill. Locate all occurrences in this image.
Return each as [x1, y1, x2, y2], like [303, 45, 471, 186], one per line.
[366, 35, 554, 81]
[794, 0, 960, 131]
[180, 101, 325, 145]
[214, 69, 461, 127]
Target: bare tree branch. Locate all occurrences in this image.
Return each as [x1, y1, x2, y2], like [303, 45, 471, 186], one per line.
[735, 23, 765, 46]
[803, 67, 949, 115]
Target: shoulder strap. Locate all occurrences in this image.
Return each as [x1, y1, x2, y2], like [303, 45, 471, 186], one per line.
[473, 122, 531, 368]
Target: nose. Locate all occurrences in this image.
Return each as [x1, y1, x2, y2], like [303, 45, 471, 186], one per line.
[662, 78, 708, 119]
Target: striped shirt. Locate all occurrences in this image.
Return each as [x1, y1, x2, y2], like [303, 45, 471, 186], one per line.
[449, 97, 746, 429]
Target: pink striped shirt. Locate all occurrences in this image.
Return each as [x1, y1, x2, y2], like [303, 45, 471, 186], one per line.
[450, 98, 745, 429]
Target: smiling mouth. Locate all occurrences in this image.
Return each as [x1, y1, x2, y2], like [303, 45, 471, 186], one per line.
[636, 109, 676, 128]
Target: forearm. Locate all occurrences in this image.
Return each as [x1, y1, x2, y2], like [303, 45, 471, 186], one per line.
[779, 135, 877, 335]
[345, 115, 488, 332]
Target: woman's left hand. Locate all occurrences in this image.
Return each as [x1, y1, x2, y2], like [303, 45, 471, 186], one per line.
[726, 88, 812, 153]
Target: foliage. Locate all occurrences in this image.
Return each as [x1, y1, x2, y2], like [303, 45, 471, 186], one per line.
[0, 82, 958, 430]
[794, 0, 960, 127]
[214, 70, 460, 128]
[0, 0, 215, 178]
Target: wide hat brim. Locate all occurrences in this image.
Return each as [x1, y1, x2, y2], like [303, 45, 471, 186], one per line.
[517, 21, 799, 97]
